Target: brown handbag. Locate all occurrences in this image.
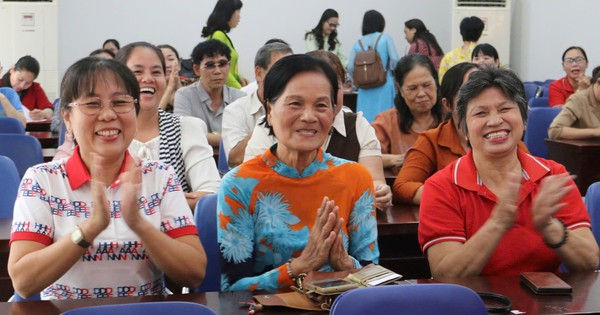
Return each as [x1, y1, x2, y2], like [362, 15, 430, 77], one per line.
[352, 33, 388, 89]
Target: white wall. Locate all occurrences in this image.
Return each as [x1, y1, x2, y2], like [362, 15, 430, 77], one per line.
[48, 0, 600, 87]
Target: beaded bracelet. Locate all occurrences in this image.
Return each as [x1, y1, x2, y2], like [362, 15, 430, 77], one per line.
[286, 258, 296, 282]
[544, 218, 569, 249]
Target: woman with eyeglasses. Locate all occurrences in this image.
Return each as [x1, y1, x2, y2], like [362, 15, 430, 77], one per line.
[54, 42, 221, 211]
[201, 0, 247, 89]
[305, 9, 348, 68]
[548, 46, 591, 107]
[8, 57, 207, 300]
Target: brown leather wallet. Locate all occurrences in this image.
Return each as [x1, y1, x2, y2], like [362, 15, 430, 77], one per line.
[520, 272, 572, 295]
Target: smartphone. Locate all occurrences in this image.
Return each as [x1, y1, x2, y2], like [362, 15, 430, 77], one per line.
[520, 272, 572, 295]
[304, 278, 359, 295]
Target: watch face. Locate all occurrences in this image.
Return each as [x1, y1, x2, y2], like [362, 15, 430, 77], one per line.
[71, 227, 90, 248]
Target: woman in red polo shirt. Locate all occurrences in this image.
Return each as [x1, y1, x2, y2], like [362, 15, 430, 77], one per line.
[0, 55, 53, 120]
[419, 66, 598, 277]
[548, 47, 591, 107]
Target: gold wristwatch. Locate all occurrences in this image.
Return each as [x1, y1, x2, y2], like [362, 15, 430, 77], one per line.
[70, 225, 91, 248]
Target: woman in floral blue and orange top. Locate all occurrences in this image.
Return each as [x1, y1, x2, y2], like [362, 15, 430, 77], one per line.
[218, 54, 379, 291]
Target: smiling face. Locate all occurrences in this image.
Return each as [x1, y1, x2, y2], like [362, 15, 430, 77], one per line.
[404, 27, 416, 43]
[472, 52, 499, 68]
[160, 47, 179, 79]
[399, 65, 438, 116]
[562, 48, 588, 81]
[267, 71, 334, 161]
[465, 87, 524, 158]
[63, 73, 136, 164]
[322, 17, 339, 36]
[9, 69, 35, 92]
[126, 47, 167, 111]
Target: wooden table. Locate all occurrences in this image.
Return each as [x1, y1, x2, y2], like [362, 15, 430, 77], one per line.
[545, 138, 600, 195]
[343, 90, 357, 113]
[384, 168, 396, 187]
[25, 120, 52, 132]
[2, 272, 600, 314]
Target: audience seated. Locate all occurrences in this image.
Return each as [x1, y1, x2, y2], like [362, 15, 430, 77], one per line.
[173, 40, 246, 148]
[0, 86, 26, 126]
[347, 10, 399, 123]
[157, 44, 183, 113]
[419, 67, 599, 278]
[371, 54, 443, 175]
[201, 0, 248, 89]
[8, 57, 206, 300]
[219, 54, 378, 291]
[102, 38, 120, 55]
[0, 55, 53, 120]
[438, 16, 484, 83]
[222, 42, 292, 168]
[471, 43, 500, 68]
[404, 18, 444, 70]
[548, 46, 591, 107]
[548, 69, 600, 140]
[305, 9, 348, 67]
[244, 51, 392, 209]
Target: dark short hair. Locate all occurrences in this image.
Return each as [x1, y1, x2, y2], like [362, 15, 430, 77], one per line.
[394, 54, 443, 134]
[14, 55, 40, 78]
[60, 57, 140, 115]
[157, 44, 181, 61]
[592, 65, 600, 84]
[472, 43, 499, 61]
[362, 10, 385, 35]
[305, 9, 340, 51]
[201, 0, 243, 37]
[460, 16, 485, 42]
[440, 62, 480, 113]
[306, 50, 346, 82]
[102, 39, 120, 50]
[265, 38, 289, 46]
[115, 41, 166, 75]
[456, 67, 527, 137]
[262, 54, 339, 136]
[254, 42, 293, 69]
[191, 39, 231, 66]
[561, 46, 588, 62]
[89, 49, 116, 59]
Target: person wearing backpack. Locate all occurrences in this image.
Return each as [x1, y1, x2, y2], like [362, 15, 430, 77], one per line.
[348, 10, 399, 123]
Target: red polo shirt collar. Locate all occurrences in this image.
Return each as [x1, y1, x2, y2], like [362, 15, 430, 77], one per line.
[452, 148, 551, 203]
[66, 145, 132, 190]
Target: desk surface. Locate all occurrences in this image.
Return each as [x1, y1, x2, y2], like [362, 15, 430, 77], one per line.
[2, 272, 600, 314]
[545, 138, 600, 195]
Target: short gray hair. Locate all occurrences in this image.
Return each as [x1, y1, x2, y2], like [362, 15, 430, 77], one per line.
[254, 42, 293, 69]
[456, 66, 528, 136]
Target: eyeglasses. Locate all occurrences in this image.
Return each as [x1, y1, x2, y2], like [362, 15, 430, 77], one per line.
[202, 60, 230, 71]
[564, 57, 586, 65]
[68, 95, 137, 116]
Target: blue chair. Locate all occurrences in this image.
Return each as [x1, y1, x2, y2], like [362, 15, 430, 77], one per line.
[524, 83, 540, 101]
[0, 117, 25, 134]
[330, 284, 487, 315]
[217, 139, 228, 175]
[193, 193, 220, 292]
[541, 85, 549, 97]
[0, 134, 44, 178]
[585, 182, 600, 264]
[0, 155, 20, 219]
[523, 107, 561, 159]
[529, 97, 549, 108]
[60, 301, 216, 315]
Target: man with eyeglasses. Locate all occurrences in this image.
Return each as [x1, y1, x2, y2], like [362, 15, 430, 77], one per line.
[548, 46, 591, 107]
[174, 40, 246, 148]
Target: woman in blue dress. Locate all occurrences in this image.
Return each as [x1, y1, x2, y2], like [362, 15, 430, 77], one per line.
[348, 10, 399, 123]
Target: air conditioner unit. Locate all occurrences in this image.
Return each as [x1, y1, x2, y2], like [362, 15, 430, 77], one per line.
[0, 0, 58, 101]
[451, 0, 512, 67]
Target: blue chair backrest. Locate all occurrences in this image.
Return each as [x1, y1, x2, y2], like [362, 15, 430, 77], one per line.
[529, 97, 549, 108]
[523, 107, 561, 159]
[330, 284, 487, 315]
[218, 139, 229, 175]
[0, 133, 44, 178]
[0, 117, 25, 134]
[60, 301, 216, 315]
[585, 182, 600, 268]
[541, 85, 549, 97]
[193, 194, 220, 292]
[524, 83, 540, 101]
[0, 155, 20, 219]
